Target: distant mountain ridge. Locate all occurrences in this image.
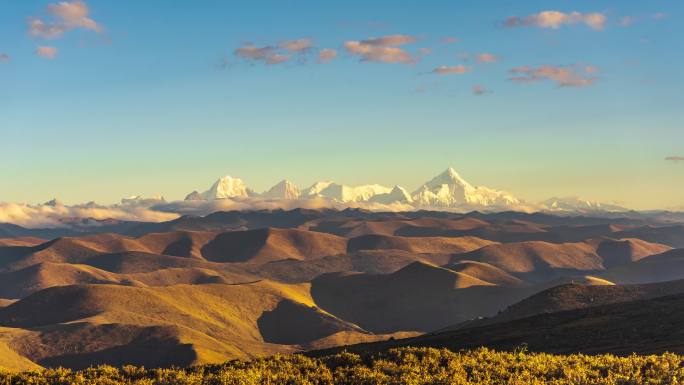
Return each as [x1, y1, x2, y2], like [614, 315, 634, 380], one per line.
[180, 167, 624, 214]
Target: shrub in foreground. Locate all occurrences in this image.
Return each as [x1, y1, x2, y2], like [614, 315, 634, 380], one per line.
[0, 347, 682, 384]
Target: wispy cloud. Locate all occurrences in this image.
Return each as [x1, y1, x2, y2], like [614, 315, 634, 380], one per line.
[344, 34, 417, 64]
[652, 12, 667, 20]
[0, 53, 10, 63]
[441, 36, 460, 44]
[476, 53, 499, 63]
[472, 85, 490, 95]
[234, 45, 291, 65]
[234, 39, 337, 66]
[666, 156, 684, 163]
[431, 65, 471, 75]
[619, 16, 635, 27]
[318, 48, 337, 63]
[509, 65, 598, 87]
[28, 0, 102, 39]
[279, 38, 313, 53]
[504, 11, 607, 31]
[360, 35, 416, 46]
[36, 46, 58, 59]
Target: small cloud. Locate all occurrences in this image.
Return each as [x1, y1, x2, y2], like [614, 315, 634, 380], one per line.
[419, 47, 432, 55]
[28, 0, 102, 39]
[652, 12, 667, 20]
[0, 53, 10, 63]
[619, 16, 634, 27]
[317, 48, 337, 63]
[472, 85, 490, 95]
[509, 65, 598, 87]
[279, 38, 313, 53]
[584, 65, 599, 73]
[431, 65, 471, 75]
[441, 36, 460, 44]
[36, 46, 58, 59]
[504, 10, 607, 31]
[266, 54, 291, 65]
[665, 156, 684, 163]
[344, 35, 417, 64]
[359, 34, 416, 46]
[476, 53, 499, 63]
[234, 44, 291, 65]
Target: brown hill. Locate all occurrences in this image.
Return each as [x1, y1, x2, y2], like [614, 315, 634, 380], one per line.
[602, 248, 684, 284]
[450, 241, 604, 282]
[0, 237, 45, 247]
[311, 262, 533, 333]
[199, 228, 347, 263]
[596, 238, 672, 268]
[443, 260, 526, 287]
[451, 279, 684, 330]
[0, 281, 379, 368]
[310, 292, 684, 356]
[308, 217, 490, 238]
[614, 225, 684, 248]
[347, 234, 494, 254]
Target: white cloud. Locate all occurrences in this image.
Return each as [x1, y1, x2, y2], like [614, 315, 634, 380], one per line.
[36, 46, 58, 59]
[509, 65, 598, 87]
[234, 45, 292, 65]
[505, 11, 607, 31]
[431, 65, 471, 75]
[0, 53, 10, 63]
[28, 1, 102, 39]
[318, 48, 337, 63]
[441, 36, 460, 44]
[472, 85, 489, 95]
[344, 34, 417, 64]
[279, 38, 313, 52]
[0, 202, 178, 229]
[476, 53, 499, 63]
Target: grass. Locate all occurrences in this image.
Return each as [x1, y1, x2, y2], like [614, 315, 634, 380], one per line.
[0, 347, 682, 384]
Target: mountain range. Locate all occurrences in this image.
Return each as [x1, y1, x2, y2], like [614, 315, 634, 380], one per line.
[1, 209, 684, 369]
[181, 167, 625, 213]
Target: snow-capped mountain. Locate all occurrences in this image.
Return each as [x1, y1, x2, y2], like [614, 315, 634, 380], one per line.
[187, 176, 255, 201]
[369, 185, 413, 204]
[541, 197, 627, 213]
[301, 182, 392, 203]
[174, 167, 636, 214]
[121, 195, 166, 206]
[411, 167, 519, 208]
[262, 180, 301, 200]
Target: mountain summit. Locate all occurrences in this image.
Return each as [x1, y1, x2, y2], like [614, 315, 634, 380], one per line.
[199, 176, 255, 200]
[412, 167, 519, 208]
[262, 180, 301, 200]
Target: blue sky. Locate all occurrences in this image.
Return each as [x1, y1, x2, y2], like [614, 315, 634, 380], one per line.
[0, 0, 682, 209]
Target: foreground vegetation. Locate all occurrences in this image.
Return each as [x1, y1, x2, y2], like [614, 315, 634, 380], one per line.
[1, 347, 682, 385]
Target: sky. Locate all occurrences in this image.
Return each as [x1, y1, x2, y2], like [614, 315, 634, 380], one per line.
[0, 0, 682, 210]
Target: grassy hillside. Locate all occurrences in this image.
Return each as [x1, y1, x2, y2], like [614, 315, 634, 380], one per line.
[0, 347, 681, 384]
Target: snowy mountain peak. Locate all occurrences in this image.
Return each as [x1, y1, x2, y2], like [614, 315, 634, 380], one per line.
[369, 185, 413, 204]
[302, 181, 391, 202]
[262, 179, 301, 200]
[201, 176, 253, 200]
[412, 168, 519, 208]
[542, 197, 627, 213]
[426, 167, 472, 189]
